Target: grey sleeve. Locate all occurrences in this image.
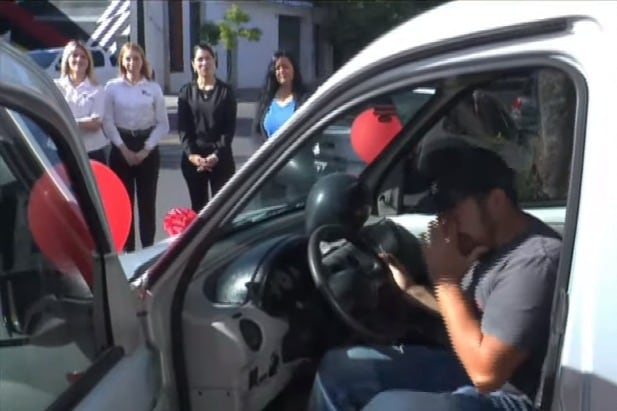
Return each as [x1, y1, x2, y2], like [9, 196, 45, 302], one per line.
[481, 254, 559, 351]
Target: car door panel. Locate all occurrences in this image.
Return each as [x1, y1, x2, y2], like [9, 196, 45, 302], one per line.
[74, 346, 159, 411]
[0, 343, 91, 411]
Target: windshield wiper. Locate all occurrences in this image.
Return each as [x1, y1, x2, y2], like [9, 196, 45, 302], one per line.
[232, 197, 306, 226]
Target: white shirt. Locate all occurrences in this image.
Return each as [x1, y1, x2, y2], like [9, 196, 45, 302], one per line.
[103, 77, 169, 150]
[54, 76, 109, 152]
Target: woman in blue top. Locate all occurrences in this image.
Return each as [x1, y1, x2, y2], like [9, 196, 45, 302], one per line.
[252, 50, 309, 146]
[251, 51, 313, 206]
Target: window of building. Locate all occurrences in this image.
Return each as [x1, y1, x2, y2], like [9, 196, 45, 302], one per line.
[168, 0, 184, 73]
[278, 15, 301, 63]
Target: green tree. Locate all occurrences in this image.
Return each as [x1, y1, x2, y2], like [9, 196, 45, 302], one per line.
[317, 0, 447, 69]
[200, 4, 261, 87]
[199, 20, 221, 46]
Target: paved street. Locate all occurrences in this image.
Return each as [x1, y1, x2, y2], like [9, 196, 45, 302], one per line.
[135, 97, 258, 247]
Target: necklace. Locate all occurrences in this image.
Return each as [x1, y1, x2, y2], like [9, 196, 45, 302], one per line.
[197, 78, 215, 91]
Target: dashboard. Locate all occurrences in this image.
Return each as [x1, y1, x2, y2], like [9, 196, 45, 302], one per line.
[202, 233, 344, 364]
[202, 218, 428, 325]
[186, 220, 432, 411]
[203, 234, 316, 315]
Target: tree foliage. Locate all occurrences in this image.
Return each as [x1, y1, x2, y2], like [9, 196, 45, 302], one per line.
[198, 4, 262, 86]
[218, 4, 262, 50]
[200, 4, 262, 49]
[199, 20, 221, 46]
[317, 0, 448, 68]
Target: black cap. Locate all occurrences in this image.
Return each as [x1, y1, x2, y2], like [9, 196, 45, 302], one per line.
[415, 145, 516, 214]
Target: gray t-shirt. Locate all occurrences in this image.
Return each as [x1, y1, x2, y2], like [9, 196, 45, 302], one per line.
[461, 214, 562, 400]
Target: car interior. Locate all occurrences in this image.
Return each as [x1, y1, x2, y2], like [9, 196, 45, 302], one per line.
[171, 65, 576, 411]
[0, 63, 576, 411]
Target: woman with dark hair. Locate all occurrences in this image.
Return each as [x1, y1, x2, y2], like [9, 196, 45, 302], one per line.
[177, 43, 237, 212]
[252, 50, 309, 146]
[251, 51, 315, 207]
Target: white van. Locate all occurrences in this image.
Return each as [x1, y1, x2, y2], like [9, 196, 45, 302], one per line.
[27, 45, 118, 85]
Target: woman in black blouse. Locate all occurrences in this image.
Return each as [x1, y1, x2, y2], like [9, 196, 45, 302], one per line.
[178, 43, 237, 212]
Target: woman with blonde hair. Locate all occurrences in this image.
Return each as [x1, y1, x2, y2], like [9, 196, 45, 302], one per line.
[54, 40, 109, 163]
[103, 42, 169, 251]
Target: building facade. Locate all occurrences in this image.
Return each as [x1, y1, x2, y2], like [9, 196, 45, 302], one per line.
[0, 0, 333, 94]
[135, 0, 333, 93]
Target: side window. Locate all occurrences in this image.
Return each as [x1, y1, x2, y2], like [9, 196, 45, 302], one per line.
[314, 87, 435, 176]
[0, 109, 105, 410]
[91, 50, 105, 67]
[414, 67, 575, 207]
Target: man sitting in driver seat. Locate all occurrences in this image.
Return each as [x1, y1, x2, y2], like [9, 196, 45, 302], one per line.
[308, 145, 562, 411]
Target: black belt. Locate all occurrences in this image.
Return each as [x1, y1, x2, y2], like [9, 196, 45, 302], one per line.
[117, 127, 153, 138]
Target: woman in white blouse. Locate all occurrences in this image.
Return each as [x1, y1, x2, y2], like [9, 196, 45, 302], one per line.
[103, 42, 169, 251]
[54, 40, 109, 163]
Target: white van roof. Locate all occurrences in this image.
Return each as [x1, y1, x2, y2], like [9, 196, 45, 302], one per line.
[312, 0, 615, 102]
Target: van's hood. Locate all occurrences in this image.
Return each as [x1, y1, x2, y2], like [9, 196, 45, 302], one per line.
[118, 237, 175, 283]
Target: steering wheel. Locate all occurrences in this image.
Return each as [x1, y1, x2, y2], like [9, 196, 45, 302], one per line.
[307, 224, 403, 343]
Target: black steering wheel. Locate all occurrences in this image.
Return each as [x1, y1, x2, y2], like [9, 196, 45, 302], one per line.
[307, 224, 404, 343]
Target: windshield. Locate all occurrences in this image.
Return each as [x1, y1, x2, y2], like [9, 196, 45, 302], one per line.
[230, 86, 436, 228]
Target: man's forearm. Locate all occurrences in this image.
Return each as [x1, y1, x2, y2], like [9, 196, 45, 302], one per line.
[435, 283, 487, 383]
[403, 284, 440, 314]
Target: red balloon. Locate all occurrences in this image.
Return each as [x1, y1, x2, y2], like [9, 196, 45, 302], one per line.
[28, 165, 96, 286]
[350, 106, 403, 164]
[163, 207, 197, 236]
[27, 160, 132, 288]
[89, 160, 131, 252]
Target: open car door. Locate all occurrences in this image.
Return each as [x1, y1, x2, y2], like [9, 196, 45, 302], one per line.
[0, 41, 159, 410]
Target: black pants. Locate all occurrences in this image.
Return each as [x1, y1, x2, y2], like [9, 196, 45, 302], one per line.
[88, 147, 108, 164]
[109, 136, 159, 251]
[181, 154, 235, 212]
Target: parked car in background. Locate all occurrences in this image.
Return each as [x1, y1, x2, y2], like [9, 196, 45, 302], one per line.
[27, 45, 118, 84]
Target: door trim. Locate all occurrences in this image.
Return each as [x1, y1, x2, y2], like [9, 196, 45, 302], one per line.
[46, 346, 124, 411]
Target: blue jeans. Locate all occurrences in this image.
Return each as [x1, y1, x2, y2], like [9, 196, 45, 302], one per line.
[308, 345, 536, 411]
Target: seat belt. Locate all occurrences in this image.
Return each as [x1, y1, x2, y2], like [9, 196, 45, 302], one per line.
[535, 288, 569, 409]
